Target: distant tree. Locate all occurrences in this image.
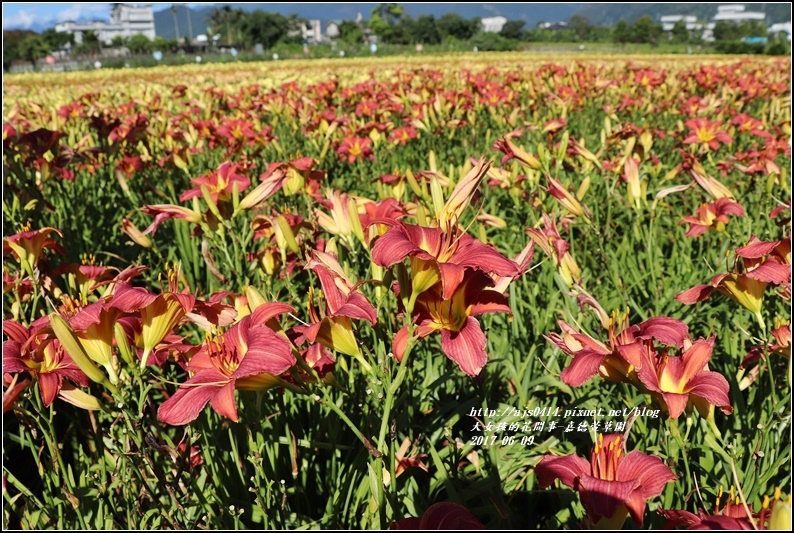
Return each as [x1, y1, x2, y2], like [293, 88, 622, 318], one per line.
[372, 3, 403, 26]
[612, 19, 632, 45]
[437, 13, 479, 40]
[368, 13, 390, 37]
[41, 29, 73, 50]
[739, 19, 767, 38]
[410, 15, 441, 44]
[237, 11, 288, 49]
[712, 20, 740, 41]
[111, 35, 126, 48]
[20, 35, 49, 67]
[338, 20, 364, 44]
[209, 6, 245, 45]
[569, 15, 591, 41]
[127, 34, 151, 54]
[82, 30, 100, 49]
[631, 15, 662, 45]
[499, 20, 525, 40]
[670, 19, 689, 43]
[471, 31, 516, 51]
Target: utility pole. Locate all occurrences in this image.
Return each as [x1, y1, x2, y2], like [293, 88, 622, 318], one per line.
[171, 4, 180, 44]
[186, 6, 193, 42]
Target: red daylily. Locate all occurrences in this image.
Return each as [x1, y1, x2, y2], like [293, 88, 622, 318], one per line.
[109, 282, 196, 368]
[3, 226, 65, 274]
[546, 313, 690, 387]
[179, 161, 250, 204]
[683, 118, 733, 151]
[298, 253, 378, 363]
[389, 126, 418, 146]
[677, 234, 791, 326]
[157, 314, 295, 426]
[680, 198, 745, 237]
[337, 137, 374, 163]
[372, 222, 519, 301]
[660, 486, 790, 530]
[140, 204, 203, 236]
[392, 502, 484, 530]
[536, 433, 677, 528]
[637, 337, 732, 419]
[526, 213, 581, 288]
[393, 270, 511, 376]
[3, 320, 90, 407]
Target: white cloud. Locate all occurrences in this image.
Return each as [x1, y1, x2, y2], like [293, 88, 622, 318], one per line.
[54, 3, 109, 23]
[2, 9, 35, 29]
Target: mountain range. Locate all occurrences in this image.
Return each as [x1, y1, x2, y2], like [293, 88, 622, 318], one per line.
[5, 3, 790, 37]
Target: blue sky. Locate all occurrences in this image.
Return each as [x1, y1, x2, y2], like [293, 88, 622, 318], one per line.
[2, 3, 209, 31]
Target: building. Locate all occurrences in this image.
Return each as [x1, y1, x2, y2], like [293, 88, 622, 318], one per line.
[481, 16, 507, 33]
[660, 15, 704, 32]
[702, 4, 767, 41]
[537, 21, 569, 30]
[54, 3, 155, 45]
[287, 19, 322, 44]
[767, 21, 791, 41]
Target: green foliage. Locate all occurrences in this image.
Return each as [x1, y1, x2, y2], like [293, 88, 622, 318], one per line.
[127, 34, 152, 54]
[437, 13, 479, 41]
[499, 20, 526, 40]
[471, 32, 517, 51]
[237, 10, 289, 49]
[612, 19, 632, 45]
[631, 15, 663, 46]
[338, 20, 364, 45]
[713, 19, 768, 41]
[670, 19, 690, 44]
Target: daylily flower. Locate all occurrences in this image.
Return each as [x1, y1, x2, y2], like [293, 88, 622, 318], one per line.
[683, 118, 733, 151]
[297, 254, 377, 366]
[390, 126, 418, 146]
[3, 226, 65, 277]
[393, 270, 511, 376]
[392, 502, 484, 530]
[544, 176, 590, 220]
[109, 281, 196, 368]
[546, 313, 690, 387]
[677, 235, 791, 327]
[3, 320, 90, 407]
[337, 137, 374, 163]
[492, 135, 542, 170]
[680, 198, 745, 237]
[436, 158, 491, 228]
[140, 204, 203, 236]
[314, 189, 367, 248]
[178, 161, 250, 204]
[525, 213, 581, 288]
[157, 314, 295, 426]
[637, 337, 732, 419]
[372, 221, 519, 303]
[661, 486, 792, 530]
[535, 433, 677, 528]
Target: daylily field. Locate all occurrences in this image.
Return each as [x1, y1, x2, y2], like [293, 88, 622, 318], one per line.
[2, 52, 792, 529]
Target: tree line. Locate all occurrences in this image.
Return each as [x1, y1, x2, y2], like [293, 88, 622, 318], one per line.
[3, 4, 788, 70]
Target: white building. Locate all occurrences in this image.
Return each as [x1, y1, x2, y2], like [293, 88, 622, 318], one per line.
[660, 15, 704, 32]
[481, 16, 507, 33]
[55, 3, 155, 45]
[702, 4, 767, 41]
[768, 21, 792, 41]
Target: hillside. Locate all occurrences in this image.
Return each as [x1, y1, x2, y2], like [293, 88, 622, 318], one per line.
[573, 3, 791, 25]
[153, 3, 585, 38]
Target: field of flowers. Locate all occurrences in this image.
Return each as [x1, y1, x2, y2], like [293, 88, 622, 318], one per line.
[2, 52, 791, 529]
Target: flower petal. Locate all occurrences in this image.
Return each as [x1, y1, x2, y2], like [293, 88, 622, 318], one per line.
[560, 348, 606, 387]
[535, 453, 590, 490]
[676, 285, 714, 305]
[638, 317, 689, 348]
[209, 381, 239, 422]
[158, 369, 229, 426]
[440, 317, 488, 376]
[577, 474, 641, 525]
